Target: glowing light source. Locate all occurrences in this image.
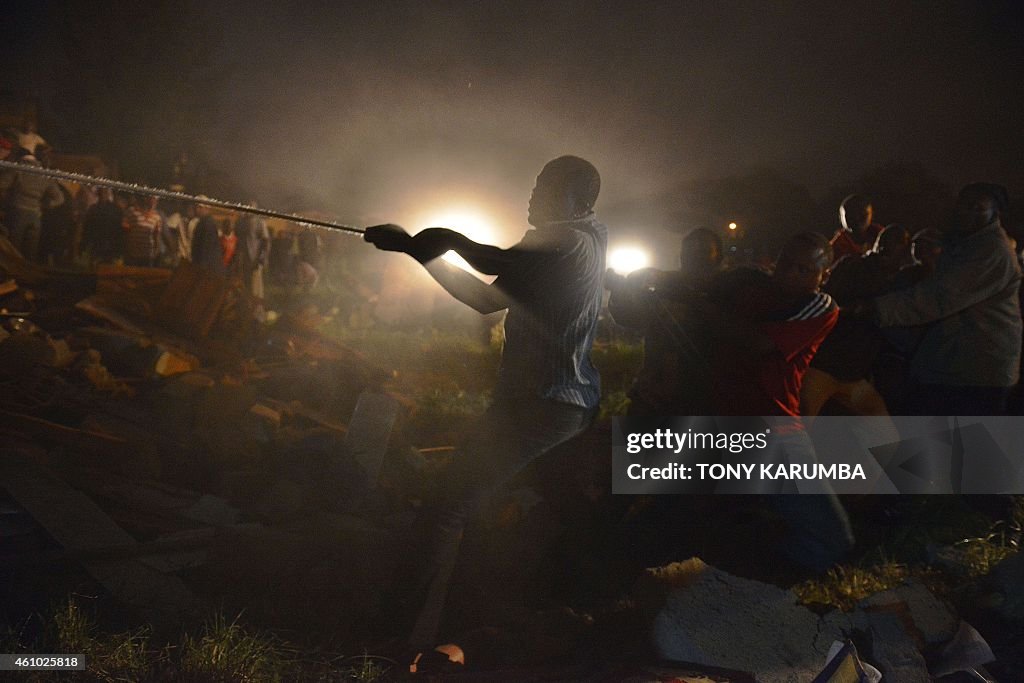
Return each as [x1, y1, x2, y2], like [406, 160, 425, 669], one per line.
[420, 210, 496, 272]
[608, 246, 650, 274]
[728, 222, 738, 230]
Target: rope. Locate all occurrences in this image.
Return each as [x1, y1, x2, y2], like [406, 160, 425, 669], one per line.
[0, 159, 365, 236]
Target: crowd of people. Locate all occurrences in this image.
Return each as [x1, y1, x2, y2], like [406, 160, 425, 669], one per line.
[609, 185, 1022, 419]
[0, 125, 330, 304]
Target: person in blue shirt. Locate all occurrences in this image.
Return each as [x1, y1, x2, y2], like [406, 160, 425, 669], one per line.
[365, 155, 607, 656]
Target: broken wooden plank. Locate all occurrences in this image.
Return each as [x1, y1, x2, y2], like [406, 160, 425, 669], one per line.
[261, 398, 348, 434]
[0, 408, 132, 459]
[152, 261, 228, 339]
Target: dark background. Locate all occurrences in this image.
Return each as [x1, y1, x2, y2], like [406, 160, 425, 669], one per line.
[3, 0, 1022, 261]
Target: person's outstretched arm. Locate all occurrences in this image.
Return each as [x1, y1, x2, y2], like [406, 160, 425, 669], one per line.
[364, 224, 511, 314]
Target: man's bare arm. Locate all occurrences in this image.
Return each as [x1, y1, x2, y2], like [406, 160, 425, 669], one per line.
[422, 258, 511, 314]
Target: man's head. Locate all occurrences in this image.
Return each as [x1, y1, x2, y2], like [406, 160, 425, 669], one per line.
[528, 155, 600, 226]
[911, 228, 942, 269]
[872, 224, 912, 268]
[956, 183, 1008, 234]
[839, 194, 873, 234]
[680, 228, 723, 281]
[773, 232, 833, 299]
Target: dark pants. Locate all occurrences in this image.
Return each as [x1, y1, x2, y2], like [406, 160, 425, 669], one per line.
[408, 397, 596, 648]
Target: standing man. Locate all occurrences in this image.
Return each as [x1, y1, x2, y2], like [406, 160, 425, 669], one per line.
[190, 198, 224, 274]
[830, 194, 884, 263]
[364, 155, 607, 655]
[123, 195, 162, 267]
[870, 183, 1022, 415]
[0, 151, 64, 261]
[607, 227, 724, 415]
[235, 203, 271, 299]
[81, 187, 124, 265]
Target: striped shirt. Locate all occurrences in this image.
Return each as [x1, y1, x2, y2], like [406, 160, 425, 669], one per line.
[493, 216, 608, 409]
[124, 207, 162, 263]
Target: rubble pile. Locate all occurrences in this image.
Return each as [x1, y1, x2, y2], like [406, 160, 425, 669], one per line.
[0, 235, 423, 636]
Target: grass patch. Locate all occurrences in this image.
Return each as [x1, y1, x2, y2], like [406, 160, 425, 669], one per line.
[339, 653, 397, 682]
[180, 612, 284, 682]
[795, 500, 1022, 613]
[792, 561, 929, 612]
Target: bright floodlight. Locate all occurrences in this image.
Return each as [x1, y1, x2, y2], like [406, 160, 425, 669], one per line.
[608, 246, 650, 274]
[728, 222, 738, 230]
[421, 210, 495, 272]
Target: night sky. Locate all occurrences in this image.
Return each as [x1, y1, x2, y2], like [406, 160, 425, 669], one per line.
[3, 0, 1023, 260]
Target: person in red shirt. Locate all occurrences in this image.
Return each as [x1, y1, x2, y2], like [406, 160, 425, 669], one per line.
[829, 194, 884, 264]
[707, 232, 840, 417]
[219, 218, 238, 271]
[697, 232, 854, 573]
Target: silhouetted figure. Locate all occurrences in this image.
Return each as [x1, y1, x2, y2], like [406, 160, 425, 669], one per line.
[607, 227, 724, 415]
[81, 188, 124, 264]
[190, 199, 224, 274]
[269, 230, 298, 285]
[38, 184, 75, 267]
[830, 193, 884, 263]
[364, 155, 607, 654]
[871, 183, 1022, 415]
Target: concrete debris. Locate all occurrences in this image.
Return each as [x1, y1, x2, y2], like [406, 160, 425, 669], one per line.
[637, 558, 988, 683]
[641, 558, 846, 683]
[863, 611, 931, 683]
[858, 579, 959, 646]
